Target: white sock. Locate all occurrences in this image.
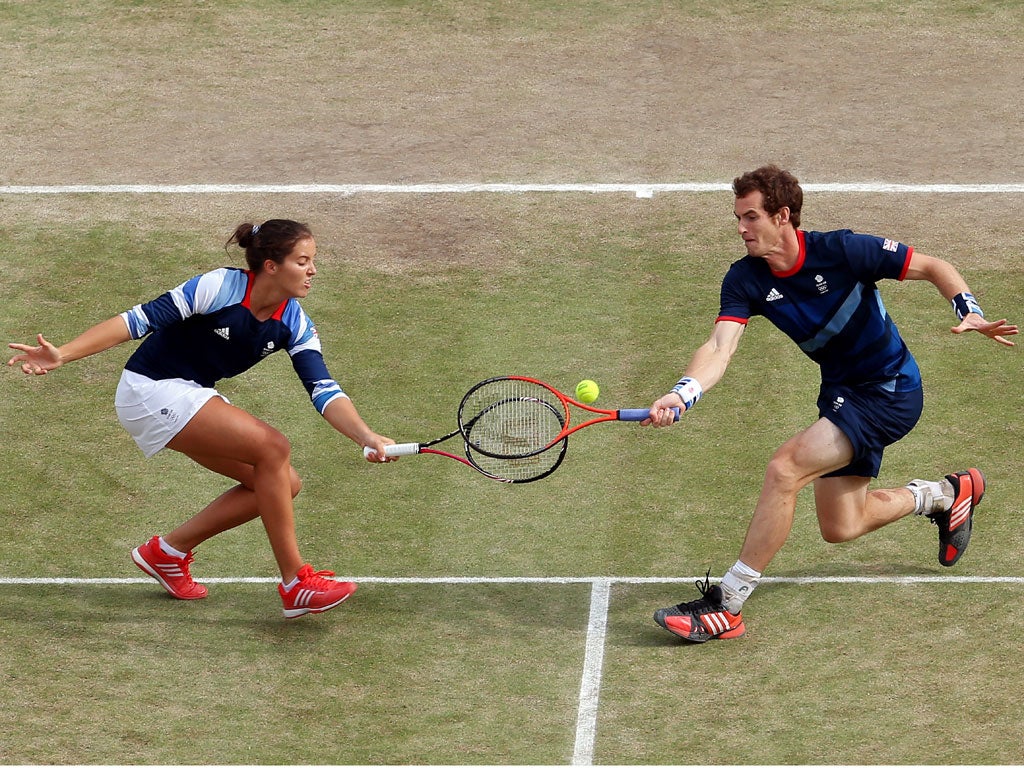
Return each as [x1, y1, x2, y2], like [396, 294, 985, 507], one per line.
[158, 537, 187, 559]
[281, 575, 300, 592]
[719, 560, 761, 614]
[906, 479, 953, 515]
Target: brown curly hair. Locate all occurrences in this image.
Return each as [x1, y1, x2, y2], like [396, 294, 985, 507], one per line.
[732, 165, 802, 228]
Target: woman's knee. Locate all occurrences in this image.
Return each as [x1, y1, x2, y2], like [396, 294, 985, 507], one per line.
[255, 428, 300, 496]
[254, 425, 292, 466]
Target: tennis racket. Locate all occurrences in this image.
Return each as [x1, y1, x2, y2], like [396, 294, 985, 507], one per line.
[360, 397, 573, 481]
[363, 430, 567, 484]
[458, 375, 679, 459]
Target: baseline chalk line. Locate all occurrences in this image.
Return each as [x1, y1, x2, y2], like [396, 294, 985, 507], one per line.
[3, 182, 1024, 197]
[2, 575, 1022, 585]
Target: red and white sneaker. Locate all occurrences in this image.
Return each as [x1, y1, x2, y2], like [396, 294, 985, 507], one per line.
[279, 564, 357, 618]
[131, 536, 208, 600]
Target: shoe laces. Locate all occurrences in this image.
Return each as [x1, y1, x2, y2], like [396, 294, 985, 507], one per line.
[298, 566, 338, 590]
[672, 569, 720, 612]
[158, 547, 196, 574]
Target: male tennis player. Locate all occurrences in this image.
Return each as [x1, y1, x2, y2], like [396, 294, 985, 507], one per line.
[645, 165, 1017, 642]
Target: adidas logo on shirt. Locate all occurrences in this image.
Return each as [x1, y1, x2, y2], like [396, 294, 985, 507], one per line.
[214, 327, 230, 341]
[765, 288, 784, 302]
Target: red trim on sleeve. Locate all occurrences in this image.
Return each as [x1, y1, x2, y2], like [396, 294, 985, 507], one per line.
[716, 316, 749, 325]
[898, 246, 914, 281]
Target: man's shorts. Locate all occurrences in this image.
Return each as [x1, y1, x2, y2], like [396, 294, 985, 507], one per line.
[115, 370, 227, 458]
[817, 381, 924, 478]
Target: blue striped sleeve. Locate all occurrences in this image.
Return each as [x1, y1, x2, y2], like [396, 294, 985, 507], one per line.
[291, 350, 348, 413]
[282, 301, 348, 414]
[119, 268, 247, 339]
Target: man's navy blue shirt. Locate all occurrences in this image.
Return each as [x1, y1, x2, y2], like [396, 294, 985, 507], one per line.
[719, 229, 921, 391]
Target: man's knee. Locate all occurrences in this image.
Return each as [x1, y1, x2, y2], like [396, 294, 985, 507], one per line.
[818, 519, 857, 544]
[763, 450, 804, 493]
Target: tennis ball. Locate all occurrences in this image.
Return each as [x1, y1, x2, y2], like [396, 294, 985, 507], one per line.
[575, 379, 600, 403]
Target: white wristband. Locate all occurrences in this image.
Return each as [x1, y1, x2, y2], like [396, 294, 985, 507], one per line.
[671, 377, 703, 410]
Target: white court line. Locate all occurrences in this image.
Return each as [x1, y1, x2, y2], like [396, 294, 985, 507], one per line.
[2, 575, 1022, 585]
[2, 182, 1024, 197]
[572, 579, 611, 767]
[3, 571, 1020, 767]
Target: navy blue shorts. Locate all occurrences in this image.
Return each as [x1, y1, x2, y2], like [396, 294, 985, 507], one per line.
[817, 382, 924, 478]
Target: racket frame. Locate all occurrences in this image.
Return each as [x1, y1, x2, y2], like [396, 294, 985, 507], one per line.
[364, 436, 567, 483]
[458, 375, 674, 459]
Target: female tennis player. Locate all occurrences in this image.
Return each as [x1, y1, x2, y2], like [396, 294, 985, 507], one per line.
[8, 219, 395, 618]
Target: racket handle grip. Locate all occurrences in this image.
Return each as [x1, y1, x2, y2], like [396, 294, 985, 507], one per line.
[363, 443, 420, 459]
[618, 407, 680, 422]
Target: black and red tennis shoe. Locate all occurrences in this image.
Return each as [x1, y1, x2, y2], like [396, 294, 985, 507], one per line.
[929, 468, 985, 567]
[653, 571, 745, 642]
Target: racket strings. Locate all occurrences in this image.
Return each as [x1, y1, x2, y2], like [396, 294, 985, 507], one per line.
[467, 441, 565, 483]
[461, 380, 564, 459]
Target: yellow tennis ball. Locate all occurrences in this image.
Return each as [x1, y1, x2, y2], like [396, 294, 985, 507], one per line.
[575, 379, 600, 403]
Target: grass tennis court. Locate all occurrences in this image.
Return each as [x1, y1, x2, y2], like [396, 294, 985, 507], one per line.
[3, 1, 1024, 764]
[2, 193, 1022, 764]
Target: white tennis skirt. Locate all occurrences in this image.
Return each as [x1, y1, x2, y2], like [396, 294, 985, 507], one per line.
[115, 370, 227, 457]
